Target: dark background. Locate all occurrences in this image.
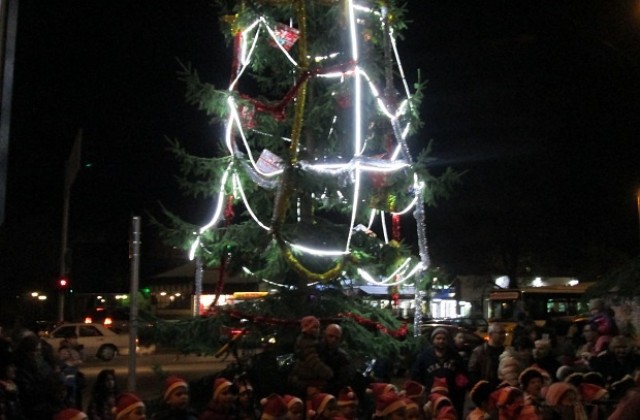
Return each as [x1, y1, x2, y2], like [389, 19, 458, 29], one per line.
[1, 0, 640, 297]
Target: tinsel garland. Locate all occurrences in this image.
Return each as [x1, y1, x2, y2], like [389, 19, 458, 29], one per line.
[222, 308, 408, 339]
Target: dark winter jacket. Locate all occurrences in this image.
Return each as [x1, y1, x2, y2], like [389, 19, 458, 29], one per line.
[289, 333, 333, 391]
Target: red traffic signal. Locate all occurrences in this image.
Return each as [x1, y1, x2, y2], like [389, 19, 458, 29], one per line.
[58, 277, 70, 289]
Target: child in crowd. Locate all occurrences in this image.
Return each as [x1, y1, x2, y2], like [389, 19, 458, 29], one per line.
[259, 393, 288, 420]
[113, 393, 146, 420]
[336, 386, 358, 420]
[54, 408, 89, 420]
[307, 392, 339, 420]
[236, 378, 259, 420]
[199, 377, 235, 420]
[403, 398, 420, 420]
[541, 382, 587, 420]
[86, 368, 118, 420]
[283, 395, 304, 420]
[372, 392, 405, 420]
[466, 380, 491, 420]
[151, 375, 197, 420]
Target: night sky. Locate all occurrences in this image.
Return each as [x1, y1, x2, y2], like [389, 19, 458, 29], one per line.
[2, 0, 640, 296]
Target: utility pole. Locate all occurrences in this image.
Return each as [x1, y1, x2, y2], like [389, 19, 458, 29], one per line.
[58, 129, 82, 321]
[0, 0, 18, 225]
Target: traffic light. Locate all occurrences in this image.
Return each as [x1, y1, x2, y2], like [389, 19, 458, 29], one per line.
[57, 277, 70, 290]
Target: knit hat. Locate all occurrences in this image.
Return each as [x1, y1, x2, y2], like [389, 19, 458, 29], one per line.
[213, 377, 232, 400]
[403, 380, 425, 400]
[469, 380, 492, 407]
[431, 376, 448, 395]
[430, 327, 449, 341]
[367, 382, 397, 397]
[283, 394, 303, 410]
[260, 393, 288, 420]
[375, 392, 406, 417]
[579, 383, 608, 403]
[337, 386, 357, 406]
[519, 367, 544, 389]
[114, 393, 145, 420]
[163, 375, 188, 401]
[543, 382, 575, 407]
[583, 371, 605, 387]
[308, 393, 335, 418]
[300, 316, 320, 333]
[54, 408, 88, 420]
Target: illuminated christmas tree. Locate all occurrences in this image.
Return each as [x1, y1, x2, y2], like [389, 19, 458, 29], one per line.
[158, 0, 459, 355]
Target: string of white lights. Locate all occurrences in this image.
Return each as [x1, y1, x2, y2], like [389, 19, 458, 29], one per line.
[233, 172, 271, 231]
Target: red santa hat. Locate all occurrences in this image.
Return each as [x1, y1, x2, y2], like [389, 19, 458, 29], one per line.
[430, 376, 449, 395]
[260, 393, 288, 420]
[367, 382, 397, 397]
[423, 393, 452, 418]
[54, 408, 88, 420]
[579, 383, 608, 403]
[300, 315, 320, 333]
[543, 382, 575, 407]
[308, 392, 335, 419]
[283, 394, 303, 410]
[163, 375, 188, 401]
[337, 386, 358, 406]
[436, 405, 457, 420]
[114, 393, 145, 420]
[375, 392, 406, 418]
[403, 380, 425, 400]
[213, 377, 232, 400]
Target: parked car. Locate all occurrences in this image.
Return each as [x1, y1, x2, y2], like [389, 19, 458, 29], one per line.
[41, 322, 131, 361]
[82, 307, 157, 344]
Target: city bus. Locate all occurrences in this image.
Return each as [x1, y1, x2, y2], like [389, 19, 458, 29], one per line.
[486, 284, 591, 344]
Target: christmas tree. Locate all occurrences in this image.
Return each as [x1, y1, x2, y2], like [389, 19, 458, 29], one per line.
[156, 0, 459, 361]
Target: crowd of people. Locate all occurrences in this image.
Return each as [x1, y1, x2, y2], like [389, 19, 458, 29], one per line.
[2, 298, 640, 419]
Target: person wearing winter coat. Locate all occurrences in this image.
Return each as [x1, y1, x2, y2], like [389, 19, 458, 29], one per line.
[151, 375, 198, 420]
[411, 327, 468, 417]
[289, 316, 333, 397]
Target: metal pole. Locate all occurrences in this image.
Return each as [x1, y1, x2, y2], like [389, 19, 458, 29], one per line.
[637, 190, 640, 255]
[127, 216, 141, 391]
[0, 0, 18, 226]
[194, 256, 203, 317]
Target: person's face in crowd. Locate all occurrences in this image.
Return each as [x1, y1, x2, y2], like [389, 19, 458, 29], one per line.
[582, 325, 597, 342]
[525, 377, 543, 399]
[287, 402, 304, 420]
[319, 399, 339, 419]
[238, 388, 253, 407]
[432, 333, 448, 351]
[613, 342, 629, 360]
[167, 386, 189, 410]
[338, 403, 357, 419]
[324, 325, 342, 349]
[308, 323, 320, 338]
[489, 327, 506, 346]
[122, 406, 146, 420]
[215, 386, 236, 408]
[105, 374, 116, 390]
[533, 342, 550, 359]
[454, 332, 465, 349]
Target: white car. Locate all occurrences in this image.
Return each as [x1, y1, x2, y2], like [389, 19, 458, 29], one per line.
[41, 322, 132, 361]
